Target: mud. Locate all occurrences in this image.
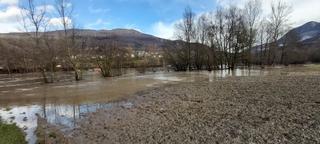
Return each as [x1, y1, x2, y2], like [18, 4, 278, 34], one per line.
[41, 75, 320, 144]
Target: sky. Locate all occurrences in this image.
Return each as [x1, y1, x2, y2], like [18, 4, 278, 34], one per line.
[0, 0, 319, 39]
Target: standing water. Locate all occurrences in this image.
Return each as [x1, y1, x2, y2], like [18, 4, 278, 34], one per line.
[0, 69, 265, 144]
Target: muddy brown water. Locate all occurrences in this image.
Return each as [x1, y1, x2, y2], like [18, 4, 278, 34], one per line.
[0, 68, 271, 144]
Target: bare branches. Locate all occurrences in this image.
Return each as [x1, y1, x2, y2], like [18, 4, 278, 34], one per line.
[174, 7, 196, 70]
[269, 0, 292, 42]
[265, 0, 292, 65]
[21, 0, 47, 39]
[165, 0, 296, 71]
[55, 0, 73, 36]
[244, 0, 262, 66]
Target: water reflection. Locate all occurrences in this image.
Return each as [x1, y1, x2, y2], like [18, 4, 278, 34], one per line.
[0, 102, 132, 144]
[0, 69, 265, 144]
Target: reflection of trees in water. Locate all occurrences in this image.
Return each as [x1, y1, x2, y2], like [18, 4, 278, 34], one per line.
[40, 101, 114, 128]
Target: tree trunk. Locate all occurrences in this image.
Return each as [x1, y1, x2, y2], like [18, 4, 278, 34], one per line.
[75, 70, 82, 81]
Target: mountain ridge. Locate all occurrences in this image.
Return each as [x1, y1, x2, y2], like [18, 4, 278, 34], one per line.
[280, 21, 320, 44]
[0, 28, 170, 50]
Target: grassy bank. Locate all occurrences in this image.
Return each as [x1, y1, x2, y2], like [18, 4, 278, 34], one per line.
[0, 121, 26, 144]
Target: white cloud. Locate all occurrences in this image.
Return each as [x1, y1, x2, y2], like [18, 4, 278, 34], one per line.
[151, 21, 176, 40]
[36, 5, 55, 13]
[287, 0, 320, 27]
[216, 0, 320, 27]
[0, 23, 20, 33]
[0, 6, 23, 33]
[0, 6, 21, 22]
[85, 18, 111, 29]
[151, 0, 320, 40]
[150, 12, 209, 40]
[124, 24, 142, 32]
[259, 0, 320, 27]
[48, 17, 72, 27]
[0, 3, 61, 33]
[0, 0, 19, 6]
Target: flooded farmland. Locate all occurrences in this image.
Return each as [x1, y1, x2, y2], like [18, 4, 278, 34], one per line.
[0, 68, 268, 144]
[0, 65, 319, 144]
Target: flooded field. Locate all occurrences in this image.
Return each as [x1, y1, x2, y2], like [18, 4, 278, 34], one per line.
[0, 65, 319, 144]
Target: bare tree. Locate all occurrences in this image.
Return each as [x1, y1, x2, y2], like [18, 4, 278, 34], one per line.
[55, 0, 73, 36]
[20, 0, 58, 83]
[165, 0, 293, 70]
[244, 0, 261, 67]
[94, 40, 125, 77]
[205, 13, 219, 70]
[214, 8, 228, 69]
[22, 0, 46, 40]
[257, 19, 271, 67]
[55, 0, 84, 81]
[95, 41, 114, 77]
[267, 0, 292, 65]
[163, 41, 189, 71]
[224, 6, 249, 70]
[175, 6, 196, 71]
[195, 14, 209, 70]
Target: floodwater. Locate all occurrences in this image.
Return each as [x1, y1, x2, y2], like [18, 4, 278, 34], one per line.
[0, 68, 267, 144]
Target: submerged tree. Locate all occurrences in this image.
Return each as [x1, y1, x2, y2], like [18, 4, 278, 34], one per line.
[55, 0, 85, 81]
[20, 0, 58, 83]
[175, 7, 196, 71]
[205, 13, 219, 70]
[195, 14, 209, 70]
[94, 40, 126, 77]
[166, 0, 296, 71]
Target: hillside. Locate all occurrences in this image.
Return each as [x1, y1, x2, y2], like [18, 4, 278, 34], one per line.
[252, 21, 320, 64]
[280, 21, 320, 44]
[0, 29, 171, 50]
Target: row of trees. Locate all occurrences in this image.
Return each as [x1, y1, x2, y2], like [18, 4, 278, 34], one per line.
[165, 0, 294, 71]
[1, 0, 317, 82]
[0, 0, 163, 83]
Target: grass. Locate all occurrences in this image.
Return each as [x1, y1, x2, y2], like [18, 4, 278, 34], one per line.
[0, 121, 26, 144]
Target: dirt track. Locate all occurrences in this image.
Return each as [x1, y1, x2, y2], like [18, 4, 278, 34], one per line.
[40, 74, 320, 144]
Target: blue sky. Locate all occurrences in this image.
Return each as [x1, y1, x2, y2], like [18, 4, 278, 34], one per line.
[0, 0, 320, 39]
[0, 0, 217, 39]
[73, 0, 216, 37]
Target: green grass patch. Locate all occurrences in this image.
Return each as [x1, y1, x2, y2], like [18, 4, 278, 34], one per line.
[0, 121, 26, 144]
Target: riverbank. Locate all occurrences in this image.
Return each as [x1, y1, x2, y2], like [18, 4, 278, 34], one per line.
[40, 74, 320, 144]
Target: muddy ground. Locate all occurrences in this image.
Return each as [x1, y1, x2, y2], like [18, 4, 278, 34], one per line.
[39, 74, 320, 144]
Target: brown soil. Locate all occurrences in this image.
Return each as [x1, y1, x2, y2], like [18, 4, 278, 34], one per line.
[40, 75, 320, 144]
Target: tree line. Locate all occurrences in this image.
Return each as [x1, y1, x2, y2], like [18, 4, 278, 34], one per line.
[0, 0, 163, 83]
[1, 0, 319, 83]
[164, 0, 315, 71]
